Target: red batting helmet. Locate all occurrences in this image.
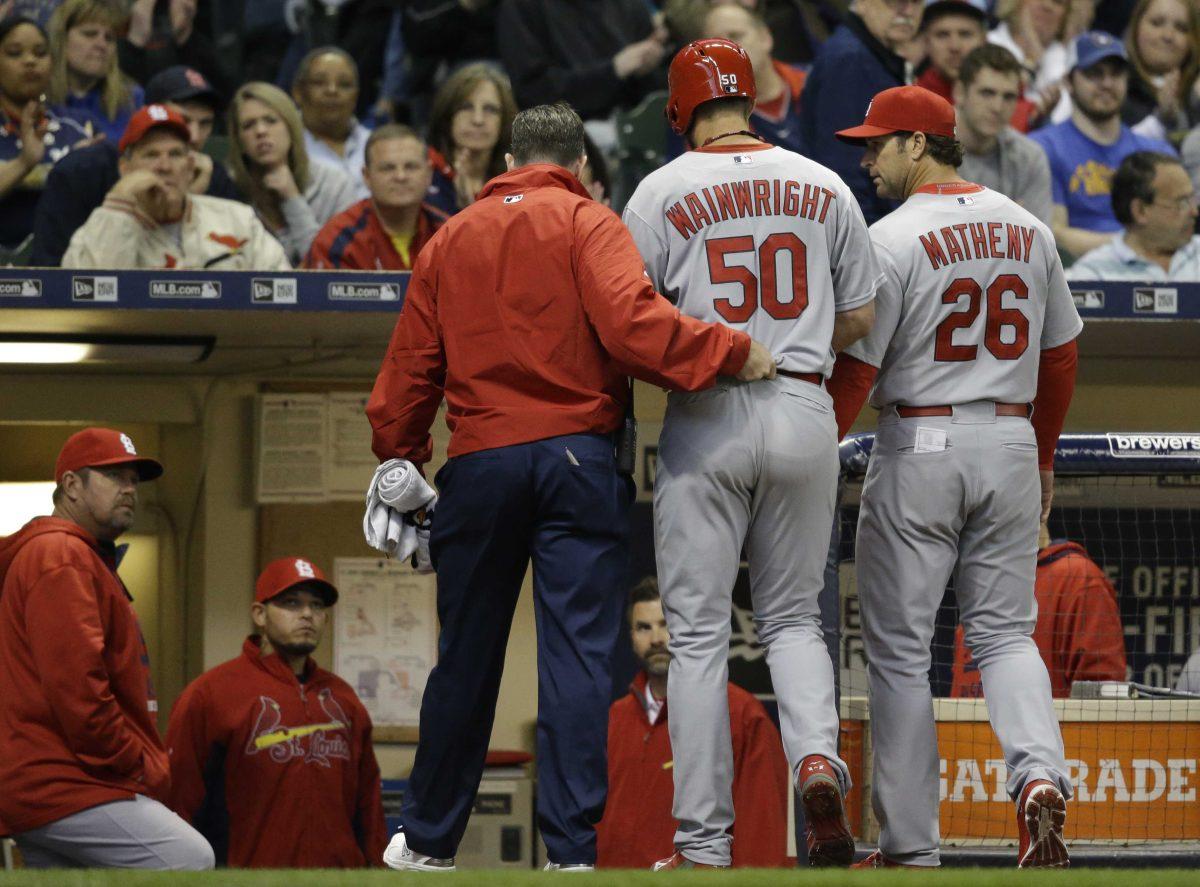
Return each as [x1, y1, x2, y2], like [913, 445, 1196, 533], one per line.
[666, 39, 757, 136]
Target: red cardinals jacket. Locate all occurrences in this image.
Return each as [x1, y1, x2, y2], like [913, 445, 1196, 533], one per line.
[0, 517, 167, 835]
[304, 198, 450, 270]
[165, 635, 386, 868]
[366, 164, 750, 465]
[951, 541, 1128, 697]
[596, 671, 789, 868]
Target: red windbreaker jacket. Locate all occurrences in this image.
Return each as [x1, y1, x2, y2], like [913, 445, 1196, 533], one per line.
[951, 541, 1128, 697]
[165, 636, 386, 868]
[595, 671, 789, 868]
[0, 517, 167, 835]
[366, 164, 750, 465]
[304, 198, 449, 270]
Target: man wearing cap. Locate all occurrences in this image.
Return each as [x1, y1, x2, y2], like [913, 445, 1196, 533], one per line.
[799, 0, 924, 223]
[1029, 31, 1175, 259]
[32, 66, 242, 268]
[830, 84, 1081, 869]
[0, 428, 214, 870]
[164, 557, 386, 868]
[61, 103, 290, 270]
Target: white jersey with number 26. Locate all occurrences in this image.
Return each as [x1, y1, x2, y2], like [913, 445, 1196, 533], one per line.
[622, 144, 881, 376]
[848, 184, 1083, 407]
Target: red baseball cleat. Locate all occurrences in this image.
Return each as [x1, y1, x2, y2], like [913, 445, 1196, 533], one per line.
[850, 850, 928, 869]
[797, 754, 855, 867]
[1017, 779, 1069, 868]
[651, 852, 728, 870]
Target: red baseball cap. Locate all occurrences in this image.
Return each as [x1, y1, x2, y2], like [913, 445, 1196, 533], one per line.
[119, 103, 192, 153]
[835, 86, 957, 144]
[255, 557, 339, 605]
[55, 427, 163, 484]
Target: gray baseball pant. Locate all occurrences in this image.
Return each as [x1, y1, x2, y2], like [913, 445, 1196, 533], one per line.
[654, 375, 847, 866]
[14, 794, 214, 870]
[856, 403, 1072, 866]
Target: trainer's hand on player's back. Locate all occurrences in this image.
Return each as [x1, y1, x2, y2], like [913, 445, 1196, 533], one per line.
[736, 340, 776, 381]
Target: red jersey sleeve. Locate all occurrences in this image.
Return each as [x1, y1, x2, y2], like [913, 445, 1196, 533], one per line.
[573, 206, 750, 390]
[365, 260, 446, 466]
[730, 694, 789, 867]
[24, 566, 149, 783]
[1053, 556, 1128, 687]
[1032, 339, 1078, 470]
[825, 353, 877, 440]
[164, 679, 217, 822]
[353, 706, 387, 865]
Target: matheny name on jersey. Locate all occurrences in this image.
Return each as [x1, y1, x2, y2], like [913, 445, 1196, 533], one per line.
[665, 178, 836, 240]
[919, 221, 1038, 271]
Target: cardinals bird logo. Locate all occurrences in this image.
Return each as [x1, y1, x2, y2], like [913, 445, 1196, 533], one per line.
[208, 232, 249, 252]
[245, 693, 351, 766]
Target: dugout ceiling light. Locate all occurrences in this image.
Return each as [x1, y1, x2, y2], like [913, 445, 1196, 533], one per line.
[0, 334, 214, 365]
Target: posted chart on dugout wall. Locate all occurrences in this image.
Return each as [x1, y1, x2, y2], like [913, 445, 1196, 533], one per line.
[333, 558, 437, 728]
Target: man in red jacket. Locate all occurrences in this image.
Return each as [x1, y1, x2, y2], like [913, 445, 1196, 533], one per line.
[305, 125, 450, 270]
[0, 428, 213, 869]
[165, 557, 386, 867]
[597, 578, 789, 868]
[951, 523, 1128, 698]
[370, 101, 774, 873]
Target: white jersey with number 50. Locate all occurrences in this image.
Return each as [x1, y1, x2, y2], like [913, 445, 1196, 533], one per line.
[623, 144, 881, 376]
[848, 184, 1083, 407]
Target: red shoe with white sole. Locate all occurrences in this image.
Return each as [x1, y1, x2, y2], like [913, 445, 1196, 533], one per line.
[651, 852, 727, 871]
[849, 850, 927, 869]
[1017, 779, 1069, 868]
[797, 754, 855, 867]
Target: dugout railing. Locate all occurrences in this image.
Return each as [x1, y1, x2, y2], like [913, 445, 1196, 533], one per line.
[835, 432, 1200, 867]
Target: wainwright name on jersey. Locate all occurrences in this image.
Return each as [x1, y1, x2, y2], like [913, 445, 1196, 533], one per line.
[622, 144, 881, 375]
[849, 185, 1084, 407]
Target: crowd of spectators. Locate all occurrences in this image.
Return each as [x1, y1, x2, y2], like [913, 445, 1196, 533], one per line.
[0, 0, 1196, 275]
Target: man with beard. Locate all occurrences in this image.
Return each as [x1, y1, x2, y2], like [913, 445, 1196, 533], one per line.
[61, 104, 290, 270]
[0, 428, 214, 869]
[595, 578, 789, 869]
[1030, 31, 1175, 260]
[165, 557, 386, 868]
[956, 44, 1054, 223]
[1068, 150, 1200, 279]
[800, 0, 925, 223]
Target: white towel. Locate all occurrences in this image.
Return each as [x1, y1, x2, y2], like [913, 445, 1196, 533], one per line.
[363, 459, 437, 559]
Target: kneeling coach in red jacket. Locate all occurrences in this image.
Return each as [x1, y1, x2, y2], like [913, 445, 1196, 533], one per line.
[165, 557, 386, 867]
[597, 578, 790, 868]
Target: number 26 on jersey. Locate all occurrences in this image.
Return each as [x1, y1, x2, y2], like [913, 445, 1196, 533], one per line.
[935, 274, 1030, 362]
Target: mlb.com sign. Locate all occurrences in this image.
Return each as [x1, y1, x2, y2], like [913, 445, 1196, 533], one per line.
[1107, 433, 1200, 458]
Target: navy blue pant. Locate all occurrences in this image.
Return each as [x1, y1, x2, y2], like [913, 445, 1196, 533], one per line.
[400, 433, 633, 864]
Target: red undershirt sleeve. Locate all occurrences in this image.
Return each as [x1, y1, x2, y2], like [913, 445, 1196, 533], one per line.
[1032, 339, 1078, 470]
[826, 352, 878, 440]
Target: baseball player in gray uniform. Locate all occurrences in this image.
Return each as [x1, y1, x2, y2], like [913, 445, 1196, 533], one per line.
[834, 85, 1083, 869]
[622, 39, 879, 870]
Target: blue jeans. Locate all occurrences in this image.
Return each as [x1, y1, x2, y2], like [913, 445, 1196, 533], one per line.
[401, 433, 633, 865]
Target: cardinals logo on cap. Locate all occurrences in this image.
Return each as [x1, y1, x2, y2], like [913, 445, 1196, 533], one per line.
[120, 433, 137, 454]
[294, 559, 316, 578]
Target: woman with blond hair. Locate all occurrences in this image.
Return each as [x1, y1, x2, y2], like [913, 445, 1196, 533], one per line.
[227, 81, 360, 265]
[47, 0, 143, 144]
[1122, 0, 1200, 145]
[424, 63, 516, 214]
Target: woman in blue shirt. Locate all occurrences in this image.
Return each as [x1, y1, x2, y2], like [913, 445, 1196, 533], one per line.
[0, 16, 92, 252]
[46, 0, 143, 145]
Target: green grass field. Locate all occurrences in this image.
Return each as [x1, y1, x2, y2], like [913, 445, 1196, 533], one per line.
[1, 871, 1198, 887]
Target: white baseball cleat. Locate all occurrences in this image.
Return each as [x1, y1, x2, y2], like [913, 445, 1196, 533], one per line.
[1016, 779, 1069, 868]
[382, 829, 457, 872]
[544, 862, 595, 871]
